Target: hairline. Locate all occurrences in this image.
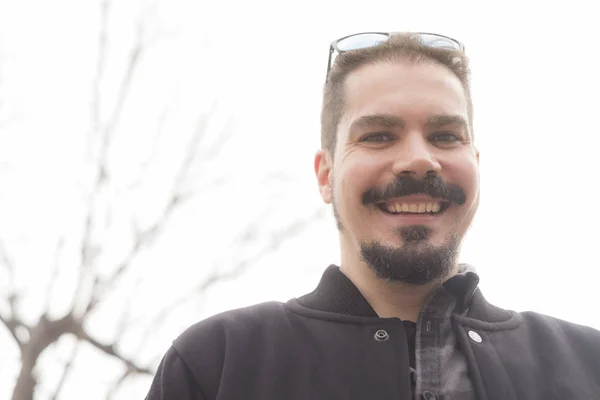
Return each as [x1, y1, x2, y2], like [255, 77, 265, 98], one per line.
[330, 57, 473, 159]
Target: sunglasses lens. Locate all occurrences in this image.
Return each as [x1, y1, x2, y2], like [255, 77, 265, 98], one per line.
[418, 33, 462, 51]
[336, 33, 389, 52]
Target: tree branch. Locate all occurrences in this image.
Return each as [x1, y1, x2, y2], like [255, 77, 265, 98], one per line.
[89, 106, 221, 307]
[0, 240, 26, 352]
[90, 0, 111, 137]
[134, 206, 325, 355]
[71, 201, 100, 316]
[73, 326, 152, 375]
[104, 368, 133, 400]
[100, 18, 144, 161]
[0, 238, 15, 282]
[12, 313, 75, 399]
[49, 340, 80, 400]
[174, 100, 219, 187]
[124, 104, 170, 193]
[196, 110, 235, 163]
[75, 0, 147, 318]
[0, 240, 19, 316]
[43, 236, 66, 313]
[0, 311, 23, 349]
[78, 0, 112, 299]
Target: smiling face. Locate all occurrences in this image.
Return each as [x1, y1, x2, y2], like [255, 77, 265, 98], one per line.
[315, 61, 480, 285]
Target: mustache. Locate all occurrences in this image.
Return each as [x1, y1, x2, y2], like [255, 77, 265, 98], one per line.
[362, 175, 466, 206]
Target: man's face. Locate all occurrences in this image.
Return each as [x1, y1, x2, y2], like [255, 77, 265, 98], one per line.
[315, 61, 479, 284]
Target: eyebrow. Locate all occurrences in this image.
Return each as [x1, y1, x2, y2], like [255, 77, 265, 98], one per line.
[348, 113, 468, 135]
[348, 114, 405, 134]
[425, 114, 468, 131]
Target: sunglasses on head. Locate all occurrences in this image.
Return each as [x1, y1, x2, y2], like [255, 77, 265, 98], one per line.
[326, 32, 465, 80]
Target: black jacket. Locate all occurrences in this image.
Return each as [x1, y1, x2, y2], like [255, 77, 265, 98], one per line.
[146, 266, 600, 399]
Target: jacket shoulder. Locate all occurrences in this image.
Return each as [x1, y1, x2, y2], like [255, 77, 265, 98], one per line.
[174, 301, 289, 351]
[520, 311, 600, 340]
[518, 310, 600, 375]
[171, 301, 291, 395]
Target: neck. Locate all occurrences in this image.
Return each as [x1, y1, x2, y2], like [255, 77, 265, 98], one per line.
[339, 247, 458, 322]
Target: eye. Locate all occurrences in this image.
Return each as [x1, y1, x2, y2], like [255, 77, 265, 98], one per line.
[430, 132, 461, 144]
[360, 132, 394, 143]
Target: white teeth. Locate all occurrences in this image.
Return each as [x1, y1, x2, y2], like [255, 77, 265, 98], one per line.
[385, 202, 443, 214]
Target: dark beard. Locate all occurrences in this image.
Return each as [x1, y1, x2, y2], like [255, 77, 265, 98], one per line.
[360, 226, 459, 285]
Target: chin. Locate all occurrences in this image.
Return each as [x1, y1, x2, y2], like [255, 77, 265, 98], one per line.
[359, 230, 460, 285]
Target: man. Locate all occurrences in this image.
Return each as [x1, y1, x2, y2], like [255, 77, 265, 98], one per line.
[145, 32, 600, 400]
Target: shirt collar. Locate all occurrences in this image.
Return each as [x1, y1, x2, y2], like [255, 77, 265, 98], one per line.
[443, 263, 480, 313]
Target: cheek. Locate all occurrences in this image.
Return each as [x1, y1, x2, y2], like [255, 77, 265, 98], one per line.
[456, 167, 480, 222]
[335, 165, 375, 209]
[340, 151, 391, 186]
[466, 165, 480, 203]
[451, 157, 479, 196]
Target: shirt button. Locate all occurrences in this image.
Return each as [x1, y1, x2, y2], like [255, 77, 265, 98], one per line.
[422, 391, 437, 400]
[374, 329, 389, 341]
[468, 330, 483, 343]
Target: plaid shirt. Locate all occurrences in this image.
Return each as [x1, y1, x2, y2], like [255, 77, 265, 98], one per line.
[411, 264, 479, 400]
[296, 264, 480, 400]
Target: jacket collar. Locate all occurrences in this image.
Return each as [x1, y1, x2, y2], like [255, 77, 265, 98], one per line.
[297, 265, 379, 317]
[296, 265, 513, 324]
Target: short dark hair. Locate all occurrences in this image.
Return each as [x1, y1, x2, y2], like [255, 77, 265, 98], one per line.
[321, 33, 473, 157]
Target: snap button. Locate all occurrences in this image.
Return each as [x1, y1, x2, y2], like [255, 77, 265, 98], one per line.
[468, 330, 482, 343]
[374, 329, 389, 341]
[422, 391, 437, 400]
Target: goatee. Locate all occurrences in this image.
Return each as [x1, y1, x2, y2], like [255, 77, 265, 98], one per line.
[360, 225, 459, 285]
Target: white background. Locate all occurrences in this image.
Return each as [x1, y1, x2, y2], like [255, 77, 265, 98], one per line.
[1, 0, 599, 398]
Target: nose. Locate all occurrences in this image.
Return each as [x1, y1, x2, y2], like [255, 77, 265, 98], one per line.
[392, 134, 441, 178]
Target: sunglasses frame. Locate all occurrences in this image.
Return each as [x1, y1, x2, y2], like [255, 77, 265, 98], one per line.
[326, 31, 465, 80]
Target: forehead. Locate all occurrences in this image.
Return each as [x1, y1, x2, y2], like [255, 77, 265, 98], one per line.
[339, 61, 468, 135]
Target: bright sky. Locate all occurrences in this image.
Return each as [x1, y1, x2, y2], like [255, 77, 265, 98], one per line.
[1, 0, 599, 398]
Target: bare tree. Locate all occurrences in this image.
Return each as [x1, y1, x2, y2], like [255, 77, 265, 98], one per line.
[0, 2, 322, 399]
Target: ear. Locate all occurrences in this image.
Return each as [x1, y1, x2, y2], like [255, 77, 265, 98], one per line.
[475, 147, 480, 164]
[314, 149, 333, 204]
